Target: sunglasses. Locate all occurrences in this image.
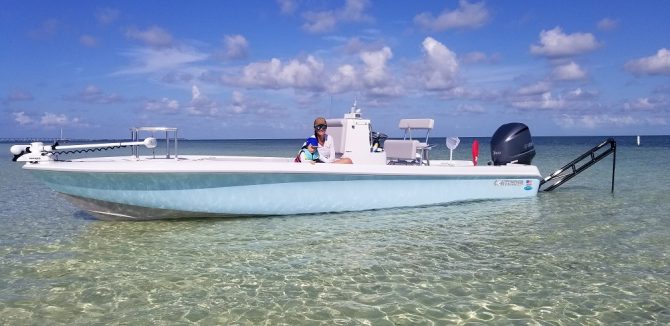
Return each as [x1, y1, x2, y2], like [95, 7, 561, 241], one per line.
[314, 124, 328, 130]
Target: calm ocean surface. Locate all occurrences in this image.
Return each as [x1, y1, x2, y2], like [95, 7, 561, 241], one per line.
[1, 136, 669, 324]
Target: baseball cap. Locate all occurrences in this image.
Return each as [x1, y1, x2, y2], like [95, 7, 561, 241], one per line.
[306, 137, 319, 147]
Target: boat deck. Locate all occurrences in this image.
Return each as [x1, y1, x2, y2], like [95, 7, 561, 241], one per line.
[24, 155, 541, 179]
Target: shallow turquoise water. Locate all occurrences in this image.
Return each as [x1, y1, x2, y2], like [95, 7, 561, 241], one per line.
[1, 136, 669, 324]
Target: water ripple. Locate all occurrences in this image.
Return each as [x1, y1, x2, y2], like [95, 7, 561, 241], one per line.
[1, 139, 669, 324]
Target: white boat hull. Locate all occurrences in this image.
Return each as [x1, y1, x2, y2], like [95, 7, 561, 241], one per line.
[25, 156, 541, 220]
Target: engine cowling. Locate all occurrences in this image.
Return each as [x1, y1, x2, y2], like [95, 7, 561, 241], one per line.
[490, 122, 535, 165]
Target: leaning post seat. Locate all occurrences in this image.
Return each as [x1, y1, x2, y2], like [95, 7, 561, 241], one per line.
[398, 119, 434, 165]
[384, 139, 420, 164]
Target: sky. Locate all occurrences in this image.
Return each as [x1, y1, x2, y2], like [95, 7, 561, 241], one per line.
[2, 0, 670, 139]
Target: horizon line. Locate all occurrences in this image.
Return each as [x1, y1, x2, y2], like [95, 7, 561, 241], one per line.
[1, 134, 667, 143]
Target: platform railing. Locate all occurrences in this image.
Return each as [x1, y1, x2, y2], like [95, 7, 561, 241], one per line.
[130, 127, 178, 159]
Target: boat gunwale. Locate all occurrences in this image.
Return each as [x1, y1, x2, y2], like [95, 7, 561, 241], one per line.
[22, 155, 542, 179]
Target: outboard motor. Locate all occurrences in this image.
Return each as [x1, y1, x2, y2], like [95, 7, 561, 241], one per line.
[490, 122, 535, 165]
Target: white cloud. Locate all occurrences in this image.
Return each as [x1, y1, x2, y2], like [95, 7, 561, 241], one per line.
[647, 117, 668, 126]
[419, 37, 459, 90]
[597, 18, 618, 31]
[552, 61, 587, 80]
[4, 90, 34, 104]
[39, 113, 85, 127]
[114, 46, 208, 75]
[96, 7, 120, 25]
[359, 46, 401, 97]
[222, 34, 249, 60]
[360, 47, 390, 85]
[64, 85, 123, 104]
[437, 85, 491, 100]
[511, 91, 565, 110]
[13, 112, 33, 125]
[625, 48, 670, 76]
[452, 103, 486, 115]
[125, 26, 173, 47]
[144, 97, 180, 114]
[187, 85, 219, 117]
[229, 91, 246, 114]
[341, 37, 388, 55]
[530, 27, 600, 57]
[556, 114, 638, 129]
[302, 0, 372, 33]
[343, 37, 366, 54]
[303, 11, 338, 33]
[340, 0, 371, 22]
[80, 35, 98, 47]
[11, 111, 85, 128]
[328, 64, 357, 93]
[414, 0, 490, 31]
[623, 97, 666, 110]
[223, 43, 401, 97]
[40, 113, 69, 126]
[516, 81, 552, 96]
[225, 90, 284, 117]
[277, 0, 298, 15]
[566, 88, 598, 100]
[234, 56, 326, 91]
[510, 85, 600, 111]
[461, 51, 499, 64]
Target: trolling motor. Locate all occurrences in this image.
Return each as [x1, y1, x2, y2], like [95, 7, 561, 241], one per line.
[10, 138, 157, 163]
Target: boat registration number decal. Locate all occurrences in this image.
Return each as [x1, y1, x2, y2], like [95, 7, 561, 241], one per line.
[494, 179, 524, 186]
[494, 180, 533, 190]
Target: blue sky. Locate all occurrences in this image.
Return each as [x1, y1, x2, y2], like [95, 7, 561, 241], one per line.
[2, 0, 669, 139]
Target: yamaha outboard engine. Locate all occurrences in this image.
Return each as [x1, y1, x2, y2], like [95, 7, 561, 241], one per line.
[490, 122, 535, 165]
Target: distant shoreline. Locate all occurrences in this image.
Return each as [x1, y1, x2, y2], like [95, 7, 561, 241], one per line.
[1, 135, 667, 144]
